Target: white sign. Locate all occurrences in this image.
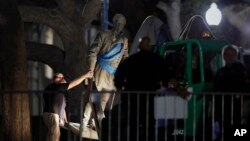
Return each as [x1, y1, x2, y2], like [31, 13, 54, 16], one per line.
[154, 95, 188, 119]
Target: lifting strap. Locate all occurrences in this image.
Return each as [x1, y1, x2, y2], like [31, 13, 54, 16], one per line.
[97, 43, 124, 74]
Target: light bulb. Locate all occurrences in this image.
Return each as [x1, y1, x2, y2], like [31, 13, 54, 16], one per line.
[205, 3, 222, 26]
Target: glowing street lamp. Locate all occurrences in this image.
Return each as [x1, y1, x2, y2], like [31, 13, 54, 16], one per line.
[205, 3, 222, 26]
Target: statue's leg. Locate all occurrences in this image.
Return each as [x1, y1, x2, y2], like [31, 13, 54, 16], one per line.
[82, 102, 93, 128]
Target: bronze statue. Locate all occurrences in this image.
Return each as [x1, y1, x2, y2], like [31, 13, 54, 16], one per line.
[83, 13, 129, 129]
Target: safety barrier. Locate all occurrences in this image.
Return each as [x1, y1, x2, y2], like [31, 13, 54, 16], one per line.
[0, 90, 250, 141]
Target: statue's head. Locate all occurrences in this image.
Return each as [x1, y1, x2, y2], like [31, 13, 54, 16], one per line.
[112, 13, 126, 34]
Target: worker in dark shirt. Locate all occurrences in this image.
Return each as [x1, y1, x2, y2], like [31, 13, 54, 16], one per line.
[43, 71, 92, 141]
[115, 36, 166, 91]
[214, 46, 247, 140]
[114, 36, 167, 141]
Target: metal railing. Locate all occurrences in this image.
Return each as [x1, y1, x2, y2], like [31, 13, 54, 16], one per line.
[0, 90, 250, 141]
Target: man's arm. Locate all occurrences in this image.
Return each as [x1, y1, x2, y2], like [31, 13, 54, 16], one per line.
[67, 71, 93, 90]
[59, 110, 68, 126]
[63, 110, 67, 123]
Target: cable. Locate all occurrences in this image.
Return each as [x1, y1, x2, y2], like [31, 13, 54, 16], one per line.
[178, 15, 216, 40]
[81, 0, 89, 17]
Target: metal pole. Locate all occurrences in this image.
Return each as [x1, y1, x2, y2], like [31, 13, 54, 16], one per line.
[79, 91, 84, 141]
[102, 0, 108, 31]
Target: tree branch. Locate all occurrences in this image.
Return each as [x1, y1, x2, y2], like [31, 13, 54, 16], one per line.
[222, 4, 250, 48]
[55, 0, 75, 18]
[222, 4, 249, 33]
[19, 6, 81, 42]
[26, 41, 65, 72]
[237, 5, 250, 21]
[156, 0, 181, 39]
[80, 0, 102, 28]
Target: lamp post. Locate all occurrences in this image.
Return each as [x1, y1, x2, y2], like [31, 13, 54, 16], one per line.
[205, 2, 222, 26]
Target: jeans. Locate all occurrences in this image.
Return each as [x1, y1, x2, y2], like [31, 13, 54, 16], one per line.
[43, 112, 60, 141]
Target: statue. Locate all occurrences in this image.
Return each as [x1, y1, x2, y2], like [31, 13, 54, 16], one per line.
[83, 13, 129, 129]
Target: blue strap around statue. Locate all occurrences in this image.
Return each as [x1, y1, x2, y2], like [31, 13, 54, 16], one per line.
[98, 43, 124, 74]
